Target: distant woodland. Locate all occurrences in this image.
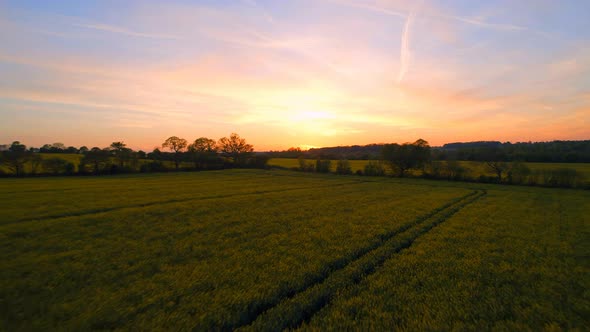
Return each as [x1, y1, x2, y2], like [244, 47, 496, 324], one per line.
[1, 137, 588, 188]
[268, 140, 590, 162]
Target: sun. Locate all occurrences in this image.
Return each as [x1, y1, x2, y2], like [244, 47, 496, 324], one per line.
[289, 110, 334, 123]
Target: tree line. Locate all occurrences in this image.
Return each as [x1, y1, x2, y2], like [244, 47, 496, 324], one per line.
[267, 140, 590, 162]
[290, 139, 587, 189]
[0, 133, 267, 176]
[1, 136, 586, 188]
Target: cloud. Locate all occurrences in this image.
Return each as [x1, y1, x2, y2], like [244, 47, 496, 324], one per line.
[72, 22, 181, 40]
[325, 0, 405, 18]
[435, 13, 526, 31]
[240, 0, 275, 23]
[326, 0, 528, 32]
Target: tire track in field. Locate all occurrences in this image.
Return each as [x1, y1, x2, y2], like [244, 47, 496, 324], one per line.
[232, 190, 487, 332]
[3, 181, 364, 226]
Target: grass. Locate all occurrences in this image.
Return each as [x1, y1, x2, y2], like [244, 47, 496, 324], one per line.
[1, 170, 588, 330]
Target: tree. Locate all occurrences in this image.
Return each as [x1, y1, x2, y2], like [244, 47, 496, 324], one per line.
[110, 141, 133, 168]
[148, 148, 163, 161]
[336, 159, 352, 175]
[486, 161, 510, 182]
[507, 161, 531, 184]
[162, 136, 188, 170]
[189, 137, 218, 169]
[30, 154, 43, 175]
[80, 147, 110, 174]
[444, 160, 466, 180]
[43, 157, 69, 175]
[315, 159, 331, 173]
[364, 161, 385, 176]
[79, 146, 89, 154]
[218, 133, 254, 167]
[381, 139, 431, 177]
[298, 156, 314, 172]
[2, 141, 30, 176]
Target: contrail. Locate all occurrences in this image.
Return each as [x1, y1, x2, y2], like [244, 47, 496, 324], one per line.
[397, 10, 416, 84]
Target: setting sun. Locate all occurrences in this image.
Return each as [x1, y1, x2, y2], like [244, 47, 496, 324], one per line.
[1, 1, 589, 331]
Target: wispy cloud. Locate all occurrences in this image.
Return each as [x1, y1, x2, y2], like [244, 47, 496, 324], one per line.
[1, 0, 589, 149]
[240, 0, 275, 24]
[72, 22, 181, 40]
[325, 0, 405, 18]
[436, 14, 526, 31]
[327, 0, 527, 32]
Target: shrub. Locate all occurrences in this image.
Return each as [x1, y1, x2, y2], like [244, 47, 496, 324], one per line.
[298, 157, 315, 172]
[42, 157, 69, 175]
[335, 159, 352, 175]
[315, 159, 331, 173]
[364, 161, 385, 176]
[140, 161, 168, 173]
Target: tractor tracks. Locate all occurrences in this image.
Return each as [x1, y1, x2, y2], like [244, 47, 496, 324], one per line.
[228, 189, 487, 331]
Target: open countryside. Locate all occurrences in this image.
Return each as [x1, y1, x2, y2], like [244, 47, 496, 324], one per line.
[2, 0, 590, 330]
[1, 170, 588, 330]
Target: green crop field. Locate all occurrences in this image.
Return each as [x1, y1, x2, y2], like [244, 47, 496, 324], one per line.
[1, 170, 588, 330]
[268, 158, 590, 184]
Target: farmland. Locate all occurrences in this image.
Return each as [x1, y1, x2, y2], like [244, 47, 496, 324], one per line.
[1, 170, 588, 330]
[268, 158, 590, 178]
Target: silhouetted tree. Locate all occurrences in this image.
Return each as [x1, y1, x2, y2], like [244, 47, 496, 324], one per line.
[364, 161, 385, 176]
[382, 139, 431, 177]
[110, 141, 133, 168]
[162, 136, 188, 170]
[2, 141, 29, 176]
[218, 133, 254, 167]
[298, 156, 314, 172]
[444, 160, 466, 180]
[189, 137, 218, 169]
[147, 148, 162, 160]
[43, 157, 69, 175]
[79, 146, 89, 154]
[486, 161, 510, 182]
[336, 159, 352, 175]
[30, 154, 43, 175]
[80, 147, 110, 174]
[506, 161, 531, 184]
[315, 159, 331, 173]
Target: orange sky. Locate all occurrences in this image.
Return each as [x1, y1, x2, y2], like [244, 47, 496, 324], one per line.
[1, 1, 589, 151]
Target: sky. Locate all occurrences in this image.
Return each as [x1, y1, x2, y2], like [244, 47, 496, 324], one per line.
[1, 0, 589, 151]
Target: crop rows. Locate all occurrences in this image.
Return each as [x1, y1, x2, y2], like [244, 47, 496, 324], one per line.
[240, 190, 486, 331]
[298, 187, 590, 330]
[1, 170, 587, 330]
[1, 170, 469, 330]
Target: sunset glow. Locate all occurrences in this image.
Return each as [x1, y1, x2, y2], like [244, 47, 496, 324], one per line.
[1, 0, 589, 150]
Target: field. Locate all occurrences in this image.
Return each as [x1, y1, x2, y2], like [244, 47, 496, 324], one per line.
[1, 170, 589, 330]
[268, 158, 590, 182]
